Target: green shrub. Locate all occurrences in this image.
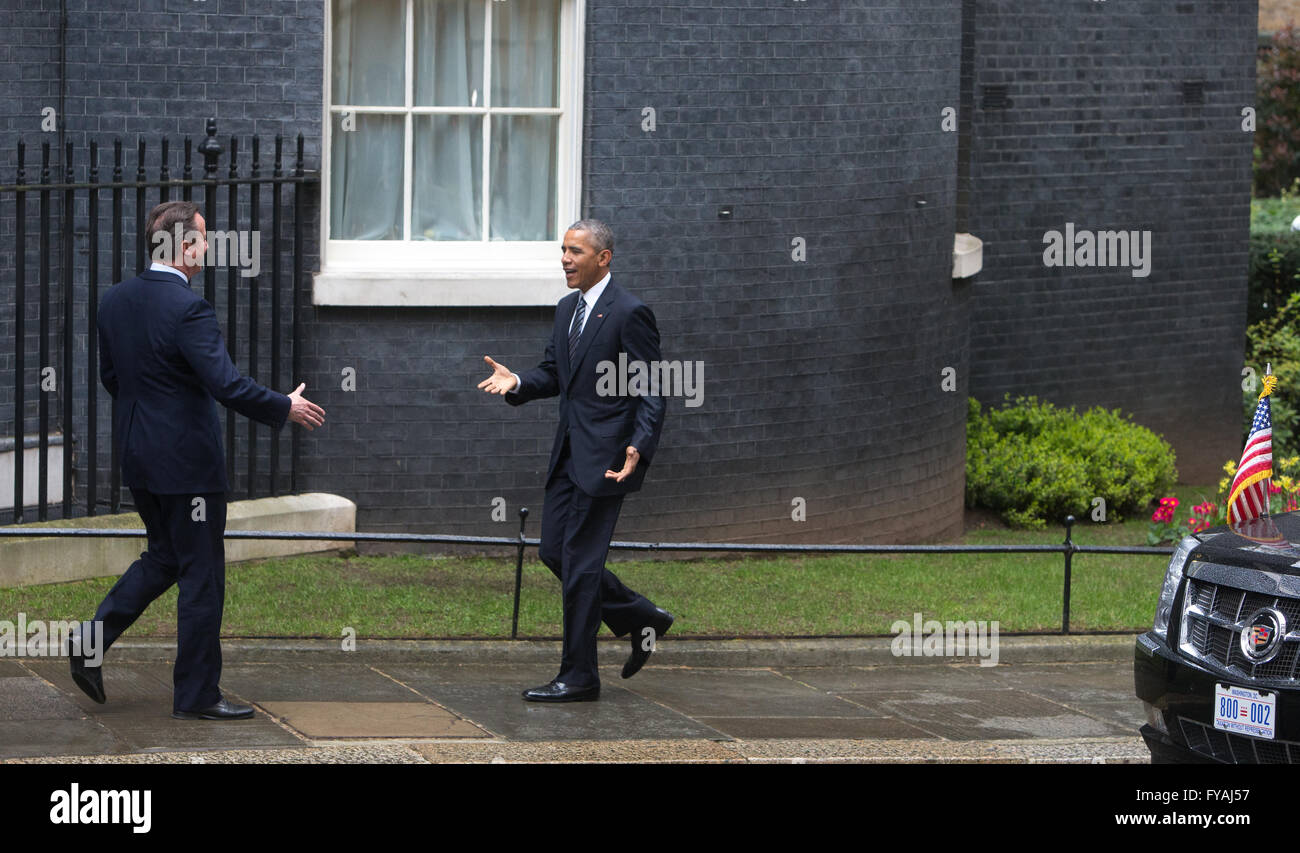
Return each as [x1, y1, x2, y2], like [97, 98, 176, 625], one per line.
[1247, 194, 1300, 326]
[965, 396, 1178, 529]
[1243, 290, 1300, 459]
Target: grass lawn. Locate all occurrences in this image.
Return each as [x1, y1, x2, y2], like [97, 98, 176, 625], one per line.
[0, 487, 1198, 639]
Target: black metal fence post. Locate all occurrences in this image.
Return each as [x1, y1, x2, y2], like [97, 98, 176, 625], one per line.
[37, 142, 50, 521]
[60, 140, 73, 519]
[87, 140, 98, 516]
[1062, 515, 1076, 635]
[13, 141, 25, 525]
[511, 507, 529, 639]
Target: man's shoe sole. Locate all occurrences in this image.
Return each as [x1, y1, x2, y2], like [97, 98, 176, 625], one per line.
[171, 709, 255, 720]
[521, 691, 600, 703]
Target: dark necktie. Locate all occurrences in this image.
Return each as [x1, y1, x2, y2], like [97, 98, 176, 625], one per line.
[568, 296, 586, 361]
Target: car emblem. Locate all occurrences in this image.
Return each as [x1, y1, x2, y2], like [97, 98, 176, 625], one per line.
[1240, 607, 1287, 664]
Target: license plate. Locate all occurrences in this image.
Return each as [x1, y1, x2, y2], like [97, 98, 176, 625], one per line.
[1214, 683, 1276, 740]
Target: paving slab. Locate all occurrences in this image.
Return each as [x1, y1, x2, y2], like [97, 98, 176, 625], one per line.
[774, 664, 991, 693]
[257, 701, 490, 739]
[89, 707, 305, 753]
[622, 668, 878, 718]
[0, 676, 87, 721]
[0, 661, 31, 677]
[0, 640, 1149, 761]
[0, 718, 127, 759]
[975, 662, 1138, 703]
[219, 663, 426, 703]
[25, 658, 172, 715]
[386, 671, 728, 741]
[843, 688, 1134, 740]
[694, 716, 937, 739]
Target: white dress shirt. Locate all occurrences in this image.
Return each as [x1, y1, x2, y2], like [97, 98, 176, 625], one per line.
[149, 262, 189, 283]
[511, 273, 611, 393]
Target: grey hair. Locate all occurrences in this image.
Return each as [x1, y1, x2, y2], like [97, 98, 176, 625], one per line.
[566, 219, 614, 255]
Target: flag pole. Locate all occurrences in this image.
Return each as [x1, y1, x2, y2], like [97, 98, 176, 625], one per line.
[1265, 363, 1274, 518]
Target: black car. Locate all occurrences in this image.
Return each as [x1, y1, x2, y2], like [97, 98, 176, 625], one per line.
[1136, 512, 1300, 763]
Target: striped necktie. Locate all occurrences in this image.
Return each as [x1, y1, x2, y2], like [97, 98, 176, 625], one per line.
[568, 295, 586, 361]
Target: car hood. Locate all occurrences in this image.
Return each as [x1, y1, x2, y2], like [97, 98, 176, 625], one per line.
[1193, 512, 1300, 573]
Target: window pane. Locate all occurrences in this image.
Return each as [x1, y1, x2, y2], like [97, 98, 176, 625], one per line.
[413, 115, 483, 240]
[490, 115, 557, 241]
[491, 0, 559, 108]
[331, 0, 406, 107]
[330, 112, 405, 240]
[414, 0, 485, 107]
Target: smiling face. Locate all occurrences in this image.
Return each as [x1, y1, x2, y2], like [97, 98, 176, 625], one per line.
[561, 228, 610, 292]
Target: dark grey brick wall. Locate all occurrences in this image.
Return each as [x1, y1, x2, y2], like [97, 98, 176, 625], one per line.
[964, 0, 1257, 485]
[0, 0, 1256, 544]
[0, 0, 322, 519]
[298, 0, 969, 544]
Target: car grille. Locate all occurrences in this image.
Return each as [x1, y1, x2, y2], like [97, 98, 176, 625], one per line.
[1178, 717, 1296, 764]
[1179, 578, 1300, 682]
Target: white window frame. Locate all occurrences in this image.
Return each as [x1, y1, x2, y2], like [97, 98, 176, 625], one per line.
[315, 0, 584, 306]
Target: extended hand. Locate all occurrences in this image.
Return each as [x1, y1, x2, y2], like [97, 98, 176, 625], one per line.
[286, 383, 325, 430]
[605, 446, 640, 482]
[478, 356, 519, 395]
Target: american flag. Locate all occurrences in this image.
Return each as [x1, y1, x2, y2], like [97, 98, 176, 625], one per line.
[1228, 381, 1274, 524]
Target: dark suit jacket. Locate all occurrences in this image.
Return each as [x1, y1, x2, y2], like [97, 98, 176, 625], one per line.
[507, 280, 666, 497]
[98, 269, 291, 495]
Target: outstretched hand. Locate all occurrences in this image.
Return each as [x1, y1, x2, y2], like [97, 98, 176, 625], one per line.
[478, 356, 519, 395]
[605, 446, 640, 482]
[286, 383, 325, 430]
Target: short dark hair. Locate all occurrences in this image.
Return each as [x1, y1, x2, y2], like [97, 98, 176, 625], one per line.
[566, 219, 614, 256]
[145, 201, 201, 262]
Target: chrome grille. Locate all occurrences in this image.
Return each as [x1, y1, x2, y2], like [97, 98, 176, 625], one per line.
[1178, 717, 1296, 764]
[1179, 577, 1300, 683]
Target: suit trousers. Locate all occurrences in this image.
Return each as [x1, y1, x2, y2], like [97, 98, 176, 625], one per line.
[91, 487, 227, 713]
[538, 439, 658, 687]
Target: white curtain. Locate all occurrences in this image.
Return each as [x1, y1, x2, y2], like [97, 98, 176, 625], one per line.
[331, 0, 404, 240]
[331, 0, 561, 243]
[490, 0, 559, 240]
[413, 0, 484, 240]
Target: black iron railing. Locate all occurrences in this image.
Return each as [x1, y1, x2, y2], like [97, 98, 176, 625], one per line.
[0, 118, 319, 523]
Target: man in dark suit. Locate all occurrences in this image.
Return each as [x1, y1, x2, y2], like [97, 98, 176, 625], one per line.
[68, 200, 325, 719]
[479, 219, 673, 702]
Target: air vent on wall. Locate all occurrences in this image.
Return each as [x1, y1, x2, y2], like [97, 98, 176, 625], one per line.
[1182, 80, 1205, 105]
[981, 85, 1008, 110]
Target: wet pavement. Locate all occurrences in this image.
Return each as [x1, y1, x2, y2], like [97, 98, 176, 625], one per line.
[0, 636, 1150, 763]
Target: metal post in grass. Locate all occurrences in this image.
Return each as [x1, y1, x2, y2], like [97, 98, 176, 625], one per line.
[1062, 515, 1076, 634]
[511, 507, 529, 639]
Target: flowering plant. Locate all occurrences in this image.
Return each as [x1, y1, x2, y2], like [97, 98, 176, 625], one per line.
[1144, 458, 1300, 545]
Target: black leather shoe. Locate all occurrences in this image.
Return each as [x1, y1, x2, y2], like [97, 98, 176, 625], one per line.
[622, 607, 674, 679]
[521, 681, 600, 702]
[66, 637, 105, 705]
[172, 697, 255, 720]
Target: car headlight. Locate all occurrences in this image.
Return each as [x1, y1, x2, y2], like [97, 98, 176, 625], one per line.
[1153, 535, 1197, 635]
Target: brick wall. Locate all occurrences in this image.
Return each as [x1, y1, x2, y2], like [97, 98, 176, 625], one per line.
[964, 0, 1256, 485]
